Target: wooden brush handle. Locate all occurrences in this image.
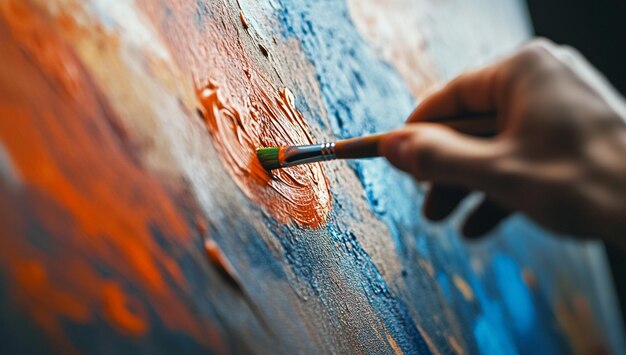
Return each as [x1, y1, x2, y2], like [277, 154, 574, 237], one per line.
[335, 134, 385, 160]
[335, 114, 496, 160]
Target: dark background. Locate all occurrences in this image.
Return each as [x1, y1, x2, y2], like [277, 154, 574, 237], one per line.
[527, 0, 626, 93]
[525, 0, 626, 326]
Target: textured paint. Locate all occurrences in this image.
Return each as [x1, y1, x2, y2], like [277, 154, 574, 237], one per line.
[143, 0, 331, 228]
[0, 1, 222, 351]
[0, 0, 624, 354]
[347, 0, 438, 98]
[204, 238, 242, 291]
[197, 82, 331, 227]
[448, 336, 464, 355]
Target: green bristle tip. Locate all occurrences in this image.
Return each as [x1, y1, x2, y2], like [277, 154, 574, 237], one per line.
[256, 147, 281, 170]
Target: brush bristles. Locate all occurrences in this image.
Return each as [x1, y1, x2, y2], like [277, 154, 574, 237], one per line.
[256, 147, 281, 170]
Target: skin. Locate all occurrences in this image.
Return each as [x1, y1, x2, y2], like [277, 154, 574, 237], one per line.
[380, 39, 626, 248]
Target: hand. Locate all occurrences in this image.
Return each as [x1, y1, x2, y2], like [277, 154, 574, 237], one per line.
[380, 39, 626, 247]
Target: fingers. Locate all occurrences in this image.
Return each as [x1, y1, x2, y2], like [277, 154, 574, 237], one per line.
[408, 64, 504, 123]
[423, 188, 512, 238]
[462, 198, 512, 238]
[407, 38, 561, 125]
[380, 124, 503, 191]
[423, 185, 469, 221]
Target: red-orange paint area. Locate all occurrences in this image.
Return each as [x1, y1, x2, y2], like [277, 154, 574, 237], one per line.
[204, 238, 242, 291]
[102, 282, 149, 336]
[0, 0, 82, 97]
[0, 1, 222, 352]
[137, 0, 331, 228]
[197, 82, 331, 227]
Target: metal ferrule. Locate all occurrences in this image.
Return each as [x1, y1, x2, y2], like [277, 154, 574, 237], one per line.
[281, 142, 336, 168]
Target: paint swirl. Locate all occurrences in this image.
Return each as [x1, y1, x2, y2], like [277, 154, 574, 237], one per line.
[197, 81, 331, 228]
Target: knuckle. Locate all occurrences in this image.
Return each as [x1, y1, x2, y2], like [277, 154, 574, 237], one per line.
[525, 38, 556, 53]
[500, 41, 554, 91]
[411, 141, 438, 177]
[555, 45, 580, 64]
[516, 41, 552, 66]
[492, 157, 527, 194]
[503, 39, 574, 95]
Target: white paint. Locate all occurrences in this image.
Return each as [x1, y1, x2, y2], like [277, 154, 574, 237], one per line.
[88, 0, 171, 60]
[419, 0, 533, 80]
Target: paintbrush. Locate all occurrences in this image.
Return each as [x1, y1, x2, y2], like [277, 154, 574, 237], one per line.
[256, 115, 495, 170]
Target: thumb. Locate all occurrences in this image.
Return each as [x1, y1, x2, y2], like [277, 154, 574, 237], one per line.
[380, 124, 503, 190]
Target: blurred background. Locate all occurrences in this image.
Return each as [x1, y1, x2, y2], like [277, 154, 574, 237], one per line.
[526, 0, 626, 326]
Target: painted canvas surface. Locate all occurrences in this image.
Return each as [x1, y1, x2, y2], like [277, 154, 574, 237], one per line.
[0, 0, 624, 354]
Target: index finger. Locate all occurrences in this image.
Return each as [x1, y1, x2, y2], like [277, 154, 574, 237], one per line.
[408, 61, 508, 123]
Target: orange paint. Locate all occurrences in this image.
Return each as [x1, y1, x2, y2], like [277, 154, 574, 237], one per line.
[239, 11, 249, 29]
[385, 331, 404, 355]
[447, 336, 464, 355]
[452, 275, 474, 302]
[204, 238, 242, 291]
[196, 215, 208, 235]
[103, 283, 149, 336]
[0, 1, 223, 351]
[0, 0, 330, 350]
[554, 295, 609, 355]
[195, 76, 330, 229]
[137, 0, 331, 228]
[416, 324, 440, 355]
[0, 0, 82, 98]
[418, 259, 435, 278]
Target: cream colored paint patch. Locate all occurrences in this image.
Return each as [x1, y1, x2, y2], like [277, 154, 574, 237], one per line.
[347, 0, 438, 99]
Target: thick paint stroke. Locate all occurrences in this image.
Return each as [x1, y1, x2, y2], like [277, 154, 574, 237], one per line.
[275, 1, 623, 354]
[196, 82, 331, 228]
[0, 0, 622, 353]
[0, 1, 224, 352]
[139, 0, 332, 228]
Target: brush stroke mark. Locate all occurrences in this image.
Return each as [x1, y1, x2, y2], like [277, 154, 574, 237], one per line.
[0, 0, 623, 354]
[347, 0, 438, 98]
[274, 0, 428, 259]
[0, 1, 225, 352]
[196, 81, 331, 228]
[140, 0, 332, 228]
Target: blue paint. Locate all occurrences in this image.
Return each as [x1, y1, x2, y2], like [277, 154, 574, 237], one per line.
[474, 314, 519, 355]
[1, 1, 621, 353]
[275, 0, 418, 209]
[468, 252, 568, 354]
[332, 222, 433, 353]
[232, 1, 619, 353]
[492, 253, 535, 334]
[436, 272, 452, 301]
[273, 5, 440, 350]
[469, 271, 519, 355]
[0, 276, 50, 354]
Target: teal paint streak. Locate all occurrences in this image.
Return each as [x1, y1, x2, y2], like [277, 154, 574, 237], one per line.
[474, 314, 520, 355]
